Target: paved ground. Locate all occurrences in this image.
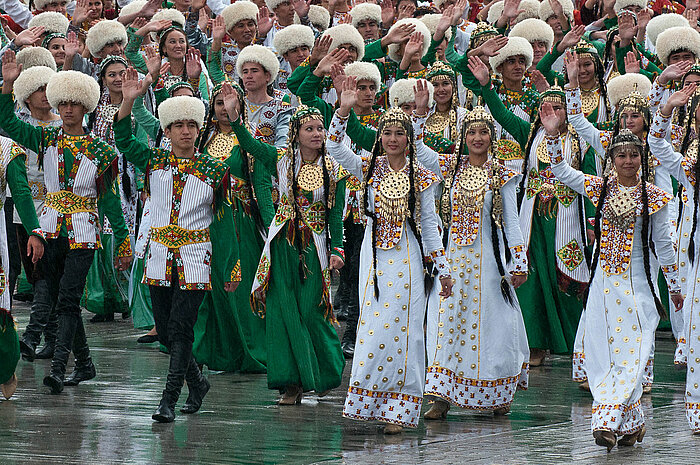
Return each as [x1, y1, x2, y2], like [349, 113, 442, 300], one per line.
[1, 301, 698, 464]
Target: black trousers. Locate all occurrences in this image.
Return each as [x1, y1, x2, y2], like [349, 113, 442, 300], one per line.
[149, 274, 205, 350]
[340, 219, 364, 342]
[44, 237, 95, 316]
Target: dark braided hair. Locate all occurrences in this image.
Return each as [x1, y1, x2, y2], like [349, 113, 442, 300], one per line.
[594, 58, 611, 121]
[679, 95, 700, 264]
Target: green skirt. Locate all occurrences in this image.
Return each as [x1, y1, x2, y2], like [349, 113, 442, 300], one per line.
[263, 232, 344, 392]
[193, 205, 267, 373]
[83, 233, 130, 315]
[516, 211, 584, 354]
[129, 257, 153, 330]
[0, 310, 19, 385]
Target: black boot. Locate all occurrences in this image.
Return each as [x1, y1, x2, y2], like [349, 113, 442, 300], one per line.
[152, 342, 190, 423]
[180, 357, 210, 414]
[64, 318, 96, 386]
[35, 342, 55, 360]
[19, 338, 36, 362]
[90, 312, 114, 323]
[43, 313, 79, 394]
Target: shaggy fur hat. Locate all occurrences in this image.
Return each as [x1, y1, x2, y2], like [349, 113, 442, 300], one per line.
[222, 1, 259, 31]
[656, 26, 700, 66]
[646, 13, 689, 48]
[487, 0, 540, 25]
[158, 96, 206, 130]
[344, 62, 382, 90]
[27, 11, 69, 34]
[387, 18, 431, 63]
[421, 14, 452, 43]
[539, 0, 574, 23]
[118, 0, 147, 18]
[322, 24, 366, 61]
[607, 73, 651, 108]
[86, 20, 128, 58]
[297, 5, 331, 31]
[273, 24, 315, 56]
[389, 78, 434, 107]
[152, 8, 186, 28]
[16, 46, 57, 71]
[46, 70, 100, 112]
[350, 3, 382, 27]
[235, 44, 280, 84]
[13, 65, 55, 109]
[33, 0, 61, 11]
[614, 0, 647, 14]
[265, 0, 290, 11]
[510, 18, 555, 51]
[489, 36, 533, 72]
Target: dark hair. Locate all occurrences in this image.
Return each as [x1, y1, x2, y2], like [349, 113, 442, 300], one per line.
[159, 28, 189, 81]
[679, 94, 700, 264]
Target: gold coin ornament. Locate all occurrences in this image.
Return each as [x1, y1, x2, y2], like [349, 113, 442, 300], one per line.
[580, 88, 599, 115]
[207, 133, 237, 160]
[536, 138, 551, 164]
[605, 183, 638, 231]
[379, 169, 410, 223]
[297, 163, 324, 192]
[455, 163, 489, 211]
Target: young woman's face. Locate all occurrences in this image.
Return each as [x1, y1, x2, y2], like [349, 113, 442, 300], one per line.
[163, 30, 187, 60]
[103, 62, 126, 93]
[465, 126, 491, 157]
[297, 119, 325, 151]
[87, 0, 103, 20]
[619, 109, 645, 136]
[613, 146, 642, 179]
[47, 37, 66, 67]
[577, 56, 596, 86]
[213, 93, 229, 124]
[381, 124, 408, 158]
[432, 79, 453, 106]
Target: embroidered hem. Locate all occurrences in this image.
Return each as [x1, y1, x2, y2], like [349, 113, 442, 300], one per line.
[591, 400, 644, 435]
[342, 386, 422, 428]
[685, 402, 700, 432]
[643, 357, 654, 387]
[572, 352, 587, 382]
[675, 337, 688, 366]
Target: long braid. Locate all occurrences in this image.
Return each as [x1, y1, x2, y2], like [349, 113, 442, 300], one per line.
[290, 149, 307, 281]
[640, 172, 666, 318]
[404, 142, 433, 295]
[572, 134, 592, 268]
[517, 118, 539, 207]
[595, 59, 611, 120]
[689, 159, 700, 264]
[321, 149, 331, 259]
[489, 161, 514, 304]
[363, 142, 382, 299]
[583, 168, 608, 308]
[439, 121, 467, 244]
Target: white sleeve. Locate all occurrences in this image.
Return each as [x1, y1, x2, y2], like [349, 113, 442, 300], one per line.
[547, 136, 587, 195]
[651, 204, 681, 293]
[419, 183, 450, 276]
[0, 0, 33, 29]
[326, 111, 364, 180]
[412, 112, 442, 179]
[565, 87, 604, 161]
[648, 110, 692, 190]
[207, 0, 230, 16]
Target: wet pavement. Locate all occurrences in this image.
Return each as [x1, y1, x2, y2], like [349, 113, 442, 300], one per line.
[1, 301, 698, 464]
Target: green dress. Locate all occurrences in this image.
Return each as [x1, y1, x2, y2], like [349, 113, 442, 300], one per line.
[192, 129, 275, 373]
[231, 120, 346, 393]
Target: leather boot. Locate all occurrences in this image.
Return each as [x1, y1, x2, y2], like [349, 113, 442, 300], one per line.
[180, 357, 210, 414]
[152, 342, 190, 423]
[34, 343, 55, 360]
[64, 318, 96, 386]
[43, 313, 79, 394]
[19, 338, 36, 362]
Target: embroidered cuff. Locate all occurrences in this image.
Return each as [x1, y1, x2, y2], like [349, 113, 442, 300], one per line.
[412, 113, 427, 141]
[566, 87, 582, 115]
[30, 227, 46, 241]
[328, 112, 349, 143]
[546, 136, 564, 164]
[662, 263, 681, 293]
[509, 245, 528, 275]
[116, 236, 133, 258]
[650, 111, 672, 139]
[332, 247, 345, 260]
[188, 76, 201, 88]
[429, 249, 449, 276]
[230, 260, 242, 283]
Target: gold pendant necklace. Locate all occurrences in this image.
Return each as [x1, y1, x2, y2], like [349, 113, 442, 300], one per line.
[605, 181, 638, 230]
[297, 162, 324, 192]
[379, 168, 410, 223]
[455, 162, 489, 210]
[207, 132, 237, 160]
[426, 110, 451, 136]
[580, 87, 599, 115]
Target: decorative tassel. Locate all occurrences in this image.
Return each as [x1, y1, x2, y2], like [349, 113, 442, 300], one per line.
[500, 277, 514, 306]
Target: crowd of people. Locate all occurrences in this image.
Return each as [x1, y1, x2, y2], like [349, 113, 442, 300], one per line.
[0, 0, 698, 452]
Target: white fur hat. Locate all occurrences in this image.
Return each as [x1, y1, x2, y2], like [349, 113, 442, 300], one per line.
[487, 0, 540, 25]
[350, 3, 382, 27]
[433, 0, 450, 7]
[322, 24, 366, 61]
[152, 8, 186, 28]
[27, 11, 69, 34]
[158, 95, 206, 130]
[222, 1, 259, 31]
[265, 0, 289, 11]
[235, 44, 280, 84]
[646, 13, 689, 48]
[46, 70, 100, 112]
[302, 5, 331, 31]
[118, 0, 147, 18]
[13, 65, 55, 109]
[33, 0, 59, 11]
[607, 73, 651, 108]
[16, 46, 57, 71]
[539, 0, 575, 23]
[614, 0, 647, 14]
[421, 14, 452, 43]
[489, 36, 533, 71]
[509, 18, 555, 51]
[86, 20, 128, 58]
[387, 18, 431, 63]
[344, 61, 382, 90]
[389, 78, 434, 107]
[656, 26, 700, 66]
[273, 24, 315, 56]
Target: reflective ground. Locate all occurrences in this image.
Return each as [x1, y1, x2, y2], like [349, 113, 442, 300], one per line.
[1, 302, 697, 464]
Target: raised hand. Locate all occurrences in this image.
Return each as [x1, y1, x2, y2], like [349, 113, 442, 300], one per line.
[549, 0, 564, 18]
[330, 63, 347, 95]
[2, 50, 22, 89]
[72, 0, 96, 25]
[384, 22, 416, 45]
[623, 51, 640, 74]
[139, 0, 161, 19]
[192, 0, 207, 11]
[186, 47, 202, 80]
[339, 76, 358, 116]
[684, 7, 700, 32]
[659, 60, 693, 85]
[435, 6, 453, 42]
[145, 46, 162, 79]
[467, 55, 490, 86]
[404, 31, 424, 59]
[451, 0, 467, 25]
[637, 8, 651, 31]
[130, 17, 147, 30]
[315, 48, 350, 76]
[14, 26, 44, 47]
[310, 35, 333, 66]
[530, 70, 550, 93]
[479, 36, 508, 58]
[381, 0, 395, 27]
[564, 50, 578, 85]
[64, 31, 81, 57]
[414, 79, 430, 114]
[617, 11, 637, 42]
[121, 67, 148, 102]
[664, 83, 697, 111]
[137, 19, 172, 37]
[502, 0, 525, 22]
[557, 24, 585, 52]
[539, 102, 561, 136]
[397, 1, 415, 20]
[293, 0, 311, 18]
[222, 81, 242, 122]
[257, 6, 274, 37]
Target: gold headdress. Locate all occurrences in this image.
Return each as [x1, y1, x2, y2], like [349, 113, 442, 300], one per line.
[540, 84, 566, 105]
[469, 22, 499, 50]
[610, 128, 644, 151]
[463, 106, 495, 135]
[427, 61, 456, 83]
[572, 38, 599, 60]
[616, 84, 647, 115]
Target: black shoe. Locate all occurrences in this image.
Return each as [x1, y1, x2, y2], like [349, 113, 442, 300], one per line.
[13, 292, 33, 302]
[43, 374, 64, 394]
[64, 361, 96, 386]
[180, 358, 210, 414]
[152, 398, 175, 423]
[137, 334, 159, 344]
[90, 313, 114, 323]
[342, 341, 355, 359]
[34, 343, 55, 360]
[19, 339, 36, 362]
[336, 305, 349, 322]
[121, 312, 130, 320]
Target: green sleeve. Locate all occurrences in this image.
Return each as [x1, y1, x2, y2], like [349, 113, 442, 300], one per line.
[421, 38, 441, 67]
[154, 86, 169, 107]
[536, 47, 564, 85]
[6, 155, 40, 235]
[287, 59, 312, 96]
[230, 120, 278, 174]
[98, 159, 130, 253]
[132, 95, 160, 141]
[603, 16, 618, 30]
[249, 153, 275, 229]
[615, 43, 633, 75]
[346, 110, 377, 153]
[363, 39, 386, 62]
[444, 26, 461, 67]
[396, 66, 407, 81]
[581, 146, 598, 229]
[481, 83, 530, 148]
[297, 73, 334, 127]
[329, 177, 346, 257]
[206, 46, 225, 85]
[113, 115, 154, 172]
[0, 94, 44, 153]
[125, 30, 148, 74]
[636, 42, 662, 77]
[215, 179, 240, 282]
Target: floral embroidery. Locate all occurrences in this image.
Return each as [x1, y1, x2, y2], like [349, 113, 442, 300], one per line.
[557, 239, 584, 271]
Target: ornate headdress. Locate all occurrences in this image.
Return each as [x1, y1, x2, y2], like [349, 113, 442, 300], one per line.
[98, 55, 128, 76]
[377, 104, 412, 134]
[610, 129, 644, 152]
[166, 81, 195, 97]
[41, 32, 65, 49]
[572, 39, 600, 61]
[287, 104, 324, 150]
[469, 22, 499, 50]
[683, 64, 700, 85]
[617, 86, 647, 114]
[427, 61, 456, 84]
[463, 106, 495, 138]
[540, 85, 566, 105]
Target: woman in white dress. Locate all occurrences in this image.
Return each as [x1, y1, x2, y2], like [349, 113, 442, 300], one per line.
[541, 102, 683, 451]
[327, 77, 452, 434]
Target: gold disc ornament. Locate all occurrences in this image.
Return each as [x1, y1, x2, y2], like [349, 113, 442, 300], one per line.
[297, 163, 324, 192]
[378, 169, 410, 223]
[580, 88, 599, 115]
[207, 133, 237, 160]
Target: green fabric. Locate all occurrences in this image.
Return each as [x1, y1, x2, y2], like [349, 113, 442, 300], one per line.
[658, 270, 670, 328]
[536, 47, 565, 86]
[363, 39, 386, 62]
[83, 233, 129, 315]
[0, 311, 19, 385]
[264, 234, 344, 391]
[481, 82, 530, 148]
[15, 269, 32, 296]
[615, 42, 662, 79]
[516, 209, 583, 354]
[130, 257, 154, 329]
[7, 156, 41, 234]
[132, 95, 160, 141]
[206, 47, 226, 85]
